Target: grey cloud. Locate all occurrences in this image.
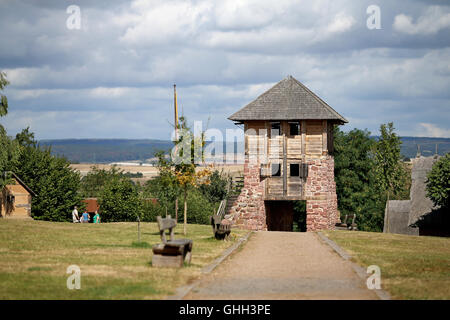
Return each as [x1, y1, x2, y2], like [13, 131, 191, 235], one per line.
[0, 0, 449, 139]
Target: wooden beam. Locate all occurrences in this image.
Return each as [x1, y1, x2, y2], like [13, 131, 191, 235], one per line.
[322, 120, 328, 155]
[283, 129, 287, 197]
[301, 120, 306, 157]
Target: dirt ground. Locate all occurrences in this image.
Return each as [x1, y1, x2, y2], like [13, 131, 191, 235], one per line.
[184, 232, 379, 300]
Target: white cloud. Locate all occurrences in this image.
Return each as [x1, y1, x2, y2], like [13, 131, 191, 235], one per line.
[120, 0, 212, 46]
[326, 12, 355, 34]
[418, 123, 450, 138]
[90, 87, 131, 98]
[213, 0, 290, 30]
[393, 6, 450, 35]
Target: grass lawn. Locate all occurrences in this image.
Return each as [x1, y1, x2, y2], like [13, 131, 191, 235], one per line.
[0, 219, 247, 299]
[323, 230, 450, 300]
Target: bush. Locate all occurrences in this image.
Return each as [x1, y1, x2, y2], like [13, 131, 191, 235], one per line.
[199, 170, 229, 203]
[426, 153, 450, 210]
[99, 177, 142, 222]
[141, 199, 165, 222]
[184, 187, 217, 224]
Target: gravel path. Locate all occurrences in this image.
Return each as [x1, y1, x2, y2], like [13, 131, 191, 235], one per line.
[184, 231, 378, 300]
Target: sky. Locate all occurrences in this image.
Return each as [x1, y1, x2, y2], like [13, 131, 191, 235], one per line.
[0, 0, 449, 140]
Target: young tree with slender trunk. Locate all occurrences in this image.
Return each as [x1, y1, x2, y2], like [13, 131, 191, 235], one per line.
[374, 122, 407, 232]
[172, 116, 211, 235]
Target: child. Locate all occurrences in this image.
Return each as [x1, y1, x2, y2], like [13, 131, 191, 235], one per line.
[93, 211, 100, 224]
[82, 211, 89, 223]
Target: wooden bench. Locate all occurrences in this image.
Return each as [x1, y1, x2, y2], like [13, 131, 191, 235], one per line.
[152, 216, 193, 268]
[210, 214, 231, 240]
[335, 214, 358, 231]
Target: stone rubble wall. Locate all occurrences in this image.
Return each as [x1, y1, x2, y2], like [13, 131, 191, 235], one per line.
[228, 156, 338, 231]
[305, 156, 339, 231]
[226, 160, 267, 231]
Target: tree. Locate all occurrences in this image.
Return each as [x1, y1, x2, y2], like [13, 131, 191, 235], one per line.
[172, 116, 211, 235]
[99, 175, 142, 222]
[0, 127, 20, 189]
[334, 127, 385, 231]
[426, 153, 450, 210]
[0, 128, 21, 216]
[0, 71, 9, 117]
[374, 122, 407, 232]
[79, 165, 123, 198]
[16, 127, 37, 148]
[144, 151, 181, 219]
[199, 169, 229, 205]
[0, 74, 21, 208]
[14, 144, 82, 221]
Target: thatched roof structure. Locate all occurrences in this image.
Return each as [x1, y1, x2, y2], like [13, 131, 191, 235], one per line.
[228, 75, 348, 124]
[383, 200, 418, 235]
[408, 156, 440, 225]
[384, 156, 442, 236]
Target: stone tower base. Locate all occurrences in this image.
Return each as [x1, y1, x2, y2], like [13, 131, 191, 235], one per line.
[227, 156, 339, 231]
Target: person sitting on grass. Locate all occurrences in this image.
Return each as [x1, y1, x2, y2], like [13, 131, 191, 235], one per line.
[82, 211, 89, 223]
[93, 211, 100, 224]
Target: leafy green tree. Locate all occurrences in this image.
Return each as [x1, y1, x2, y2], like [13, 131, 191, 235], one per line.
[99, 175, 142, 222]
[374, 122, 407, 198]
[334, 127, 384, 231]
[199, 170, 229, 204]
[15, 127, 37, 148]
[15, 144, 81, 221]
[0, 71, 19, 189]
[293, 201, 307, 232]
[79, 165, 123, 198]
[143, 151, 181, 219]
[0, 127, 21, 188]
[0, 71, 9, 117]
[426, 153, 450, 210]
[374, 122, 407, 232]
[184, 186, 216, 224]
[172, 116, 211, 235]
[0, 74, 21, 203]
[0, 128, 21, 216]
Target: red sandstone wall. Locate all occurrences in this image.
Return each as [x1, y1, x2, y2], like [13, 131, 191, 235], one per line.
[228, 156, 338, 232]
[227, 160, 267, 231]
[305, 156, 338, 231]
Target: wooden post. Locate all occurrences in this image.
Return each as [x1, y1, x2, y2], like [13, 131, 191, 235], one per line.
[137, 216, 141, 243]
[183, 187, 187, 236]
[301, 120, 306, 157]
[174, 84, 179, 223]
[283, 122, 287, 197]
[322, 120, 328, 155]
[386, 189, 390, 233]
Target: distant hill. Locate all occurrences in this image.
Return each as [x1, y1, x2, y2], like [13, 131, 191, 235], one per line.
[39, 139, 173, 163]
[396, 137, 450, 159]
[40, 136, 450, 164]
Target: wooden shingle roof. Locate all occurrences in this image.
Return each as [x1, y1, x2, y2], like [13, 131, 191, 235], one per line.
[228, 75, 348, 123]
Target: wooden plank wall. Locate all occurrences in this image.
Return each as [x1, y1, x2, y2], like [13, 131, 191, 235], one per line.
[243, 120, 330, 200]
[305, 120, 323, 155]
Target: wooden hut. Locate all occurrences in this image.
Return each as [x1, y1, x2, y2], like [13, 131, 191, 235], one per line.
[227, 75, 347, 231]
[1, 172, 36, 219]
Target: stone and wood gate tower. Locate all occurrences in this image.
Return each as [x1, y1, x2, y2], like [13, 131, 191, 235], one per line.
[227, 76, 347, 231]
